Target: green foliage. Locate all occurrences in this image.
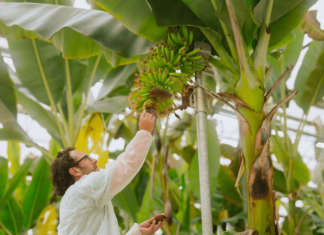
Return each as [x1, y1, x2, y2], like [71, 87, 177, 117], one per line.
[17, 91, 63, 146]
[129, 27, 205, 115]
[91, 0, 167, 42]
[0, 157, 8, 200]
[147, 0, 205, 27]
[294, 40, 324, 113]
[271, 135, 310, 190]
[0, 158, 33, 210]
[0, 197, 24, 234]
[0, 156, 53, 234]
[113, 185, 140, 220]
[22, 157, 52, 228]
[0, 55, 16, 116]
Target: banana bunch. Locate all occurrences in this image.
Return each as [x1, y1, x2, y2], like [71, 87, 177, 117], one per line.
[146, 44, 182, 70]
[167, 27, 194, 49]
[129, 26, 205, 116]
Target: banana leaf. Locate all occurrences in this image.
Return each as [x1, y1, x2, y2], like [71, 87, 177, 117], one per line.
[0, 2, 151, 58]
[22, 157, 52, 228]
[294, 40, 324, 113]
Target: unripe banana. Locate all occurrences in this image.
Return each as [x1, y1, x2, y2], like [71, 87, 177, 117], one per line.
[188, 31, 194, 45]
[174, 54, 181, 64]
[181, 27, 189, 42]
[129, 26, 207, 116]
[185, 48, 200, 57]
[176, 32, 183, 44]
[188, 55, 203, 61]
[169, 50, 175, 64]
[170, 33, 178, 45]
[165, 47, 172, 62]
[178, 46, 187, 55]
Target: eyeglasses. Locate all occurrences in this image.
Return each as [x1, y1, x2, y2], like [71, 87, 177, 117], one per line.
[75, 154, 90, 166]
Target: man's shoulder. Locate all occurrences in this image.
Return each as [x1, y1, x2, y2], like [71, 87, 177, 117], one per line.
[65, 169, 112, 193]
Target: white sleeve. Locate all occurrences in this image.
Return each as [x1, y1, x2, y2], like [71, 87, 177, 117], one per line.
[109, 130, 153, 198]
[125, 223, 142, 235]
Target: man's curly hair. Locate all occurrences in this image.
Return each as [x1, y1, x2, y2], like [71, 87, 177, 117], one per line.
[51, 147, 77, 196]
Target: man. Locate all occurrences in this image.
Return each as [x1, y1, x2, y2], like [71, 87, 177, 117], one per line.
[51, 112, 164, 235]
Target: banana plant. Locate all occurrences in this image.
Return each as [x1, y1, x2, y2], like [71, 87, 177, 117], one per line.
[142, 0, 318, 234]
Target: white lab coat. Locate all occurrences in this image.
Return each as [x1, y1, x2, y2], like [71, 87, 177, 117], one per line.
[58, 130, 153, 235]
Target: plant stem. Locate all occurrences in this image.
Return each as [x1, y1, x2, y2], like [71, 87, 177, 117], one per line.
[150, 153, 155, 200]
[75, 54, 102, 140]
[254, 0, 274, 82]
[209, 0, 237, 61]
[225, 0, 249, 74]
[0, 220, 13, 235]
[200, 27, 237, 72]
[64, 59, 75, 144]
[31, 39, 67, 147]
[57, 104, 70, 139]
[280, 81, 289, 147]
[219, 19, 238, 62]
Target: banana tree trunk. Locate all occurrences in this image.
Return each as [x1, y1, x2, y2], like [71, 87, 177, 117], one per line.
[222, 0, 281, 233]
[239, 86, 296, 234]
[194, 43, 213, 235]
[238, 106, 277, 234]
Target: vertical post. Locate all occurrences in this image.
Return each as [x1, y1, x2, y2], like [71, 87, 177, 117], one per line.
[194, 42, 213, 235]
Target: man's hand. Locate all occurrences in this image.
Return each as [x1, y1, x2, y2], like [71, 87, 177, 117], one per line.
[139, 112, 156, 133]
[138, 214, 165, 235]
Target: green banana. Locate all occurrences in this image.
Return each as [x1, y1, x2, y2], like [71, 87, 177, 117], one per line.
[129, 26, 206, 116]
[170, 33, 179, 45]
[174, 54, 181, 65]
[185, 48, 200, 57]
[188, 31, 194, 45]
[181, 27, 189, 43]
[188, 55, 203, 62]
[178, 46, 187, 55]
[176, 31, 183, 44]
[169, 50, 175, 64]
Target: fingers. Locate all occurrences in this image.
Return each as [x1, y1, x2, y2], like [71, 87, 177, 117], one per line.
[154, 220, 163, 230]
[139, 214, 165, 234]
[141, 111, 156, 120]
[139, 111, 156, 133]
[149, 220, 163, 232]
[140, 218, 154, 228]
[139, 220, 163, 234]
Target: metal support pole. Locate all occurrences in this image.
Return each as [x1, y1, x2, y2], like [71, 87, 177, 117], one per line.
[194, 42, 213, 235]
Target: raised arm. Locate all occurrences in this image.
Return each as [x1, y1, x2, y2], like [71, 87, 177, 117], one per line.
[109, 112, 156, 197]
